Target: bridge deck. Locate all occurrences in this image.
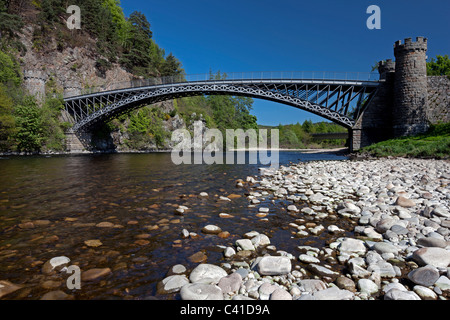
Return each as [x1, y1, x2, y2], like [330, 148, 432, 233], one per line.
[62, 72, 380, 131]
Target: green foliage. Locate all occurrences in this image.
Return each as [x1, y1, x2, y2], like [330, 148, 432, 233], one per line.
[0, 0, 25, 52]
[269, 120, 347, 149]
[13, 97, 43, 152]
[360, 122, 450, 159]
[0, 84, 16, 150]
[119, 11, 154, 76]
[102, 0, 129, 44]
[0, 50, 22, 86]
[427, 55, 450, 77]
[160, 53, 184, 77]
[126, 107, 169, 149]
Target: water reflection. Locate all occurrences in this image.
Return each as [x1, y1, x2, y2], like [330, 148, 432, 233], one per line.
[0, 151, 347, 299]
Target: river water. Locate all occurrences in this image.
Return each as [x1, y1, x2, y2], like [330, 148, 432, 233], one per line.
[0, 151, 348, 300]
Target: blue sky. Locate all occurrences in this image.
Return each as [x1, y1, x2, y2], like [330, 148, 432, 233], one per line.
[121, 0, 450, 126]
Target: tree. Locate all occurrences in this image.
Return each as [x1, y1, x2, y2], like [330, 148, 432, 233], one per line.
[0, 0, 24, 51]
[427, 55, 450, 77]
[14, 97, 43, 152]
[0, 83, 15, 150]
[119, 11, 154, 76]
[160, 53, 184, 78]
[0, 50, 21, 86]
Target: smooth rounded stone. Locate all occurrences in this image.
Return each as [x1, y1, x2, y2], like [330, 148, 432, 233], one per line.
[382, 282, 408, 294]
[299, 279, 327, 293]
[250, 234, 270, 248]
[157, 275, 189, 294]
[40, 290, 72, 300]
[412, 247, 450, 268]
[434, 275, 450, 291]
[338, 201, 361, 215]
[201, 225, 222, 235]
[181, 228, 190, 238]
[199, 192, 208, 197]
[372, 242, 400, 255]
[236, 239, 255, 251]
[395, 196, 416, 208]
[413, 285, 438, 300]
[390, 224, 409, 235]
[310, 225, 325, 235]
[244, 231, 260, 239]
[258, 207, 270, 213]
[217, 272, 242, 294]
[433, 207, 450, 218]
[367, 261, 397, 278]
[363, 227, 383, 241]
[189, 264, 228, 284]
[270, 288, 292, 300]
[0, 281, 23, 299]
[257, 256, 292, 276]
[167, 264, 187, 276]
[359, 215, 371, 226]
[189, 251, 207, 263]
[96, 221, 115, 228]
[335, 276, 356, 292]
[180, 283, 223, 300]
[224, 247, 236, 258]
[408, 265, 440, 286]
[312, 286, 354, 300]
[287, 205, 299, 212]
[232, 295, 255, 300]
[327, 225, 344, 233]
[235, 268, 249, 279]
[357, 279, 379, 296]
[376, 218, 395, 233]
[338, 238, 367, 255]
[299, 254, 320, 264]
[416, 237, 448, 248]
[81, 268, 111, 282]
[384, 288, 421, 300]
[42, 256, 71, 275]
[307, 264, 339, 281]
[258, 282, 278, 300]
[84, 239, 102, 247]
[290, 286, 302, 297]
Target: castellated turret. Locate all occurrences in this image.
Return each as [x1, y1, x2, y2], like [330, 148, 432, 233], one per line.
[393, 37, 429, 137]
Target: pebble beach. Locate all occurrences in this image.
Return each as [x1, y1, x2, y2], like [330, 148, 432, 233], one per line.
[158, 158, 450, 300]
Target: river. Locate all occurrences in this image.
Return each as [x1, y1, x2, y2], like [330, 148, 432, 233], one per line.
[0, 150, 348, 300]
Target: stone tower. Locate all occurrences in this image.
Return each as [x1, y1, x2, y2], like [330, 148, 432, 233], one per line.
[23, 70, 47, 103]
[393, 37, 429, 137]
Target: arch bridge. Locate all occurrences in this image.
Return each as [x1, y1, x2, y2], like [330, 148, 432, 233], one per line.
[63, 71, 380, 133]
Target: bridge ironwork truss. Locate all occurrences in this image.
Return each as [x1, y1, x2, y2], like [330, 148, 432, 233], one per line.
[63, 79, 379, 132]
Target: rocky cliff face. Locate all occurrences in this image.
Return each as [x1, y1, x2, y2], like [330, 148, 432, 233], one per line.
[17, 22, 183, 152]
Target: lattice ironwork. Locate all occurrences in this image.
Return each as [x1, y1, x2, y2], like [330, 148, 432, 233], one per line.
[63, 76, 380, 132]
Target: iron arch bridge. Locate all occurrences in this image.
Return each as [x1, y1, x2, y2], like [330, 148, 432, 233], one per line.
[63, 71, 380, 132]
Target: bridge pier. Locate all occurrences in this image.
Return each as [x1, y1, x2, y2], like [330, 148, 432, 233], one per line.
[350, 59, 395, 151]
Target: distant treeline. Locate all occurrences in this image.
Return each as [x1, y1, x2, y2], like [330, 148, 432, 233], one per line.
[260, 120, 348, 149]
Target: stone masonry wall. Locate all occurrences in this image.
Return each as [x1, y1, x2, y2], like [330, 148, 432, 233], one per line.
[427, 76, 450, 124]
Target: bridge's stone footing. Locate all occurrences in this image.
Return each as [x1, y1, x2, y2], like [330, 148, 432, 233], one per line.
[65, 131, 92, 153]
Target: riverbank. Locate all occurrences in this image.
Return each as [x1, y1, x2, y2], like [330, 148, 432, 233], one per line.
[0, 147, 349, 157]
[157, 157, 450, 300]
[358, 122, 450, 160]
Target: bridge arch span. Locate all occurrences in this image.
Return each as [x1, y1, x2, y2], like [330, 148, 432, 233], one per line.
[63, 77, 379, 132]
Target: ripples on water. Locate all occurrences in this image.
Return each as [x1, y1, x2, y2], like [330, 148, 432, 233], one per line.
[0, 151, 348, 299]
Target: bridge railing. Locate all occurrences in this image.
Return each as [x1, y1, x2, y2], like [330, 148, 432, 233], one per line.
[68, 71, 380, 98]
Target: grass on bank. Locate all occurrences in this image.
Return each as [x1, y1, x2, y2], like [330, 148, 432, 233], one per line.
[359, 122, 450, 159]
